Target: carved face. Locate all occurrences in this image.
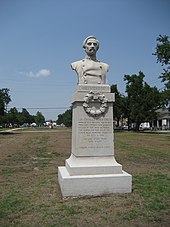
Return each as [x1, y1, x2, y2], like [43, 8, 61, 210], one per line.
[84, 38, 98, 56]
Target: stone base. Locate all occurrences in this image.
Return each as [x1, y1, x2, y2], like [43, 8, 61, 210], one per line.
[65, 154, 122, 175]
[58, 166, 132, 197]
[57, 85, 132, 197]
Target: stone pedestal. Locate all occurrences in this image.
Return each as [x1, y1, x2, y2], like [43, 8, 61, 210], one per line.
[58, 84, 132, 197]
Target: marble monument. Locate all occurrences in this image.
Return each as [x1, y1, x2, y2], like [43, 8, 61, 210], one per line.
[58, 36, 132, 197]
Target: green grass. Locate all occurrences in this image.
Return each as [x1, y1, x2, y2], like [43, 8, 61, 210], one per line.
[121, 210, 144, 221]
[0, 191, 31, 219]
[24, 135, 60, 169]
[18, 126, 69, 131]
[0, 167, 16, 176]
[121, 173, 170, 222]
[0, 131, 170, 226]
[115, 132, 169, 159]
[58, 204, 82, 216]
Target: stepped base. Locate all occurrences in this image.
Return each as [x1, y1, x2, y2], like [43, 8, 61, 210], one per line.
[58, 166, 132, 197]
[65, 154, 122, 175]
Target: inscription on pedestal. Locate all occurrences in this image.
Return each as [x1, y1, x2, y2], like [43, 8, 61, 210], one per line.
[78, 85, 110, 92]
[77, 117, 113, 150]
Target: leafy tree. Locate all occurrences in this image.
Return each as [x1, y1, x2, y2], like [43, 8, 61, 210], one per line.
[7, 107, 19, 126]
[57, 107, 72, 127]
[111, 84, 126, 126]
[17, 108, 32, 125]
[0, 88, 11, 116]
[120, 96, 130, 128]
[0, 88, 11, 125]
[124, 71, 161, 131]
[34, 111, 45, 126]
[153, 35, 170, 104]
[57, 114, 64, 125]
[154, 35, 170, 66]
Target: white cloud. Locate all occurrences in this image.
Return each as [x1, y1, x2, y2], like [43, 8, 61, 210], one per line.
[20, 69, 51, 78]
[36, 69, 50, 77]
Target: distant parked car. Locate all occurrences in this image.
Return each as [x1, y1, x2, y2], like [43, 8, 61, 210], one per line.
[139, 122, 151, 130]
[30, 123, 37, 127]
[122, 125, 128, 130]
[20, 123, 29, 128]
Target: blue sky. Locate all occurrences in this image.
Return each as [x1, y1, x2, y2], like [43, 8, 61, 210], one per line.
[0, 0, 170, 120]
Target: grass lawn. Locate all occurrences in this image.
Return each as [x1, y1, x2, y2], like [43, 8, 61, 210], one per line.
[0, 129, 169, 226]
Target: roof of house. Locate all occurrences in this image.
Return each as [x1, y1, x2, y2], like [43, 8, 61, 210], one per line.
[156, 108, 170, 119]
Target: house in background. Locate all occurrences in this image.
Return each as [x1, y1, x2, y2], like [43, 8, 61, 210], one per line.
[155, 108, 170, 130]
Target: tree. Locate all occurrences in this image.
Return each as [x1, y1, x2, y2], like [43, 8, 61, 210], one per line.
[17, 108, 32, 125]
[154, 35, 170, 66]
[153, 35, 170, 104]
[111, 84, 126, 126]
[7, 107, 19, 126]
[57, 107, 72, 127]
[0, 88, 11, 116]
[34, 111, 45, 126]
[0, 88, 11, 125]
[124, 71, 161, 131]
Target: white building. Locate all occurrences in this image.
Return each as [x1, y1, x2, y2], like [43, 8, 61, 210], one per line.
[155, 108, 170, 130]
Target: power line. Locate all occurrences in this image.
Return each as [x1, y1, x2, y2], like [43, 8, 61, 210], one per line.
[7, 107, 69, 110]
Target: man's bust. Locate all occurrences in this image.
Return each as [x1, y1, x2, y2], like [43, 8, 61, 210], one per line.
[71, 36, 109, 85]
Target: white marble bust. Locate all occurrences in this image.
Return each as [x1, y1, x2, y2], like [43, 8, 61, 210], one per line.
[71, 36, 109, 85]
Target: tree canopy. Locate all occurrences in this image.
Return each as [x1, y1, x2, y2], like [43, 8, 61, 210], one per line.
[0, 88, 11, 125]
[0, 88, 11, 116]
[56, 107, 72, 127]
[111, 84, 126, 126]
[124, 71, 161, 130]
[153, 35, 170, 105]
[34, 111, 45, 126]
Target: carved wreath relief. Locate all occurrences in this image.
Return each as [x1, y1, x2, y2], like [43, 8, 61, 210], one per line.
[83, 91, 108, 116]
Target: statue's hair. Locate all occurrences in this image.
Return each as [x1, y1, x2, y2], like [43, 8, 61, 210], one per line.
[82, 35, 99, 50]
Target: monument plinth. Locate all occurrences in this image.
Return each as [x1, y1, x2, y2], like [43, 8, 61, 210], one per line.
[58, 36, 132, 197]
